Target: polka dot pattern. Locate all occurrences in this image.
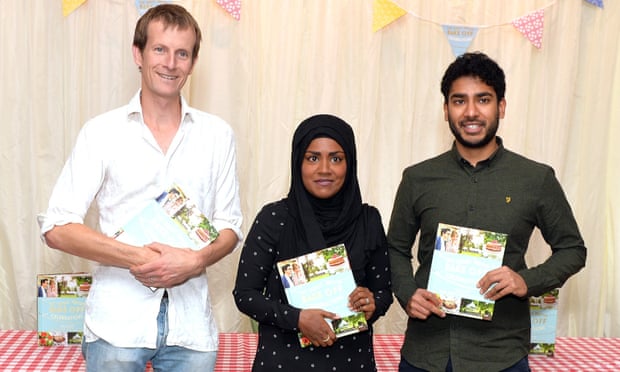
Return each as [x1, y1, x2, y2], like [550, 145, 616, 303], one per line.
[216, 0, 241, 20]
[512, 9, 545, 49]
[232, 201, 392, 371]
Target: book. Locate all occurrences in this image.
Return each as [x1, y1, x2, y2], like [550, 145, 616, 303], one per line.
[114, 184, 219, 251]
[427, 223, 507, 321]
[276, 244, 368, 347]
[529, 289, 559, 356]
[37, 273, 91, 346]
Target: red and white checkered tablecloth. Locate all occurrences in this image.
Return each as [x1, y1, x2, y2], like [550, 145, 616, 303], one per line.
[529, 336, 620, 371]
[0, 331, 84, 372]
[2, 330, 619, 371]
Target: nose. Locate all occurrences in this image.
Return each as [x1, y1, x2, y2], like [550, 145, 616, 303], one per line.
[464, 100, 479, 118]
[318, 158, 331, 173]
[164, 53, 177, 69]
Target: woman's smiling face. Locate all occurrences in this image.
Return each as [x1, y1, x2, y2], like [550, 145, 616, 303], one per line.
[301, 137, 347, 199]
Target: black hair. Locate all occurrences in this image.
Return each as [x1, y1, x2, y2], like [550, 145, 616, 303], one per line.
[440, 52, 506, 103]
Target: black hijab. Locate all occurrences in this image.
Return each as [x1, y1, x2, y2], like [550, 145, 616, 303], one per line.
[283, 114, 368, 258]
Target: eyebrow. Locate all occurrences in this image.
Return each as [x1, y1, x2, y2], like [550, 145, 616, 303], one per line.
[450, 92, 494, 99]
[304, 150, 345, 156]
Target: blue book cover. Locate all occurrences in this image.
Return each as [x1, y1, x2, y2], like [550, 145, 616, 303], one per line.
[529, 289, 559, 356]
[37, 273, 91, 346]
[114, 184, 219, 250]
[427, 223, 507, 321]
[277, 244, 368, 347]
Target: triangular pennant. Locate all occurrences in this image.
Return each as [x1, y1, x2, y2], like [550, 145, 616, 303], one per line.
[584, 0, 604, 8]
[512, 9, 545, 49]
[216, 0, 242, 21]
[62, 0, 87, 17]
[372, 0, 407, 32]
[441, 25, 479, 57]
[135, 0, 171, 17]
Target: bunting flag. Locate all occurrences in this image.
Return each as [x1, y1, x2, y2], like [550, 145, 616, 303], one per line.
[512, 9, 545, 49]
[372, 0, 407, 32]
[135, 0, 171, 16]
[584, 0, 604, 8]
[216, 0, 242, 20]
[442, 26, 479, 57]
[62, 0, 86, 17]
[374, 0, 558, 51]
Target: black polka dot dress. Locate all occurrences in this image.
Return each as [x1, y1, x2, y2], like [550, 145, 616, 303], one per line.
[233, 201, 393, 372]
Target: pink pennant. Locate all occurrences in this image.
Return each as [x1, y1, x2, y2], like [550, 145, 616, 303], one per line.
[216, 0, 241, 21]
[512, 9, 544, 49]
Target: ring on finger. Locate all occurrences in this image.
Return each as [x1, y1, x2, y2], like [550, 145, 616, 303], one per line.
[322, 335, 330, 342]
[366, 297, 370, 305]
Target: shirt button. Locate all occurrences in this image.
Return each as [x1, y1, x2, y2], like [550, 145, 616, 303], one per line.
[469, 205, 475, 211]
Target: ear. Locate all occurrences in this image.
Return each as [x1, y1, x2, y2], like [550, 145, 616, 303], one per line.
[498, 98, 506, 119]
[132, 45, 143, 70]
[443, 102, 449, 121]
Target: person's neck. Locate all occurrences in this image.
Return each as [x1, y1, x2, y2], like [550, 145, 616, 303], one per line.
[140, 90, 182, 129]
[455, 138, 499, 167]
[139, 90, 183, 154]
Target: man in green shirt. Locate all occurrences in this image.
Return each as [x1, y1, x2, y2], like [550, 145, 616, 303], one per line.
[387, 52, 586, 372]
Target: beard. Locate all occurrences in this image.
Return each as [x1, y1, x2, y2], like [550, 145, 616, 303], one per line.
[448, 116, 499, 149]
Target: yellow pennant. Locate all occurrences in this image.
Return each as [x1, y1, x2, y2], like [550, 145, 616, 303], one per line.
[62, 0, 87, 17]
[372, 0, 407, 32]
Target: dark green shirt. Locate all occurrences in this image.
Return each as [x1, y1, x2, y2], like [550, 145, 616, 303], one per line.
[387, 138, 586, 372]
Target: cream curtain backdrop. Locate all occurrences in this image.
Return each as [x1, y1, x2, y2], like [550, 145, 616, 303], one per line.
[0, 0, 618, 337]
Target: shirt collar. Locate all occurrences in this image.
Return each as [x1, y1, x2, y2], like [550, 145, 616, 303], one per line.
[127, 90, 195, 125]
[451, 136, 505, 169]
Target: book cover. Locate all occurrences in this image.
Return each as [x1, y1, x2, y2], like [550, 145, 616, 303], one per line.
[427, 223, 507, 321]
[529, 289, 559, 356]
[276, 244, 368, 347]
[114, 184, 219, 250]
[37, 273, 91, 346]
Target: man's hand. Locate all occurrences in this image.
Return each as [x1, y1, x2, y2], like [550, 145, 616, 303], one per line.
[298, 309, 338, 347]
[477, 265, 527, 301]
[406, 288, 445, 320]
[130, 242, 202, 288]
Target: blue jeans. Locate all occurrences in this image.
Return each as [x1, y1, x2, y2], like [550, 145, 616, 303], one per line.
[82, 295, 217, 372]
[399, 356, 530, 372]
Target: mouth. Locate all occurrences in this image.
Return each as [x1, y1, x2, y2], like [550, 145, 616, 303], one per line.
[314, 179, 333, 186]
[460, 121, 484, 134]
[157, 72, 177, 81]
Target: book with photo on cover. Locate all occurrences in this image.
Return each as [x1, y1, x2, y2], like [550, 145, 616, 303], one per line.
[529, 288, 559, 357]
[114, 184, 219, 250]
[427, 223, 507, 321]
[277, 244, 368, 347]
[114, 184, 219, 291]
[37, 272, 91, 346]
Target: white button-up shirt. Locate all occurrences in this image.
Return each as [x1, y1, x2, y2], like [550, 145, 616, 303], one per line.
[40, 92, 243, 351]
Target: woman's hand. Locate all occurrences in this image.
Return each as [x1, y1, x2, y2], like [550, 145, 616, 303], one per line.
[348, 286, 375, 320]
[298, 309, 338, 347]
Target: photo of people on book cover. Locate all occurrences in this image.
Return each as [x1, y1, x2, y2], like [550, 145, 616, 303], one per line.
[428, 223, 508, 321]
[277, 244, 368, 347]
[37, 273, 91, 346]
[156, 184, 219, 245]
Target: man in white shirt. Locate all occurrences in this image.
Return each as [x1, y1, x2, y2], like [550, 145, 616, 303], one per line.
[39, 4, 242, 371]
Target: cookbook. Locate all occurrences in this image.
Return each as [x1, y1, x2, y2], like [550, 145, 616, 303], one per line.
[114, 184, 219, 250]
[277, 244, 368, 347]
[529, 289, 559, 356]
[427, 223, 507, 321]
[37, 272, 91, 346]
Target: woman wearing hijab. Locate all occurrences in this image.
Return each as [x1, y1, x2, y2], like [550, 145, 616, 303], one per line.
[233, 114, 393, 371]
